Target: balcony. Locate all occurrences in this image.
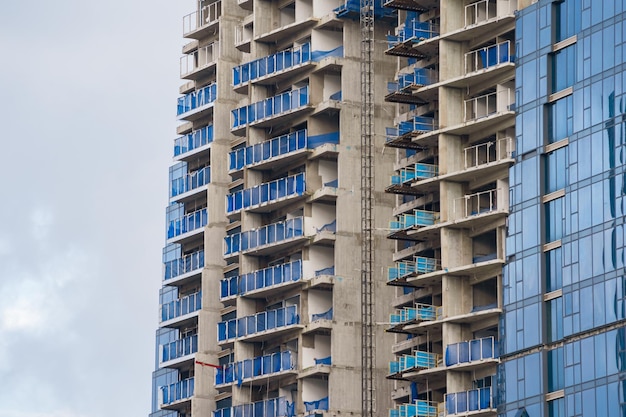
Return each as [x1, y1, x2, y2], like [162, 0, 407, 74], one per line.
[160, 334, 198, 366]
[387, 256, 441, 285]
[389, 209, 440, 240]
[383, 0, 438, 11]
[160, 377, 194, 408]
[388, 303, 442, 333]
[386, 67, 438, 104]
[170, 166, 210, 201]
[180, 42, 219, 79]
[167, 207, 207, 242]
[464, 137, 513, 170]
[163, 250, 204, 284]
[221, 259, 302, 300]
[334, 0, 395, 19]
[386, 20, 439, 58]
[217, 305, 300, 343]
[386, 116, 438, 149]
[161, 291, 202, 324]
[223, 217, 305, 258]
[177, 83, 217, 121]
[182, 0, 221, 39]
[465, 41, 514, 74]
[226, 173, 305, 215]
[215, 351, 297, 387]
[214, 397, 294, 417]
[444, 0, 516, 42]
[387, 163, 438, 195]
[389, 350, 441, 377]
[389, 400, 441, 417]
[229, 130, 339, 172]
[231, 86, 310, 134]
[445, 386, 495, 416]
[450, 189, 505, 226]
[174, 125, 213, 159]
[464, 88, 514, 123]
[445, 337, 499, 369]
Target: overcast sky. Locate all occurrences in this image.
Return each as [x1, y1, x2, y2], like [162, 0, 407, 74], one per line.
[0, 1, 194, 416]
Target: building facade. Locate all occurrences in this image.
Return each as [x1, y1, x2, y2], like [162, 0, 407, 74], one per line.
[500, 0, 626, 416]
[150, 1, 399, 417]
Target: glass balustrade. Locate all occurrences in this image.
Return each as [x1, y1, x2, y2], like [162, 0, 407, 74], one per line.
[453, 189, 499, 219]
[177, 83, 217, 116]
[464, 88, 513, 121]
[334, 0, 394, 19]
[390, 303, 440, 325]
[231, 86, 309, 129]
[391, 163, 438, 185]
[161, 334, 198, 363]
[220, 260, 302, 299]
[387, 19, 439, 48]
[181, 42, 219, 77]
[160, 377, 194, 405]
[445, 386, 494, 415]
[444, 336, 499, 366]
[465, 0, 516, 27]
[217, 305, 299, 342]
[215, 351, 296, 385]
[387, 256, 440, 281]
[223, 217, 304, 256]
[386, 116, 438, 141]
[167, 208, 208, 240]
[463, 137, 513, 169]
[214, 397, 293, 417]
[161, 290, 202, 322]
[233, 43, 311, 87]
[387, 68, 438, 93]
[390, 210, 439, 231]
[163, 250, 204, 281]
[226, 173, 305, 214]
[174, 125, 213, 157]
[391, 350, 441, 374]
[390, 400, 440, 417]
[182, 0, 221, 35]
[170, 166, 211, 198]
[465, 40, 514, 74]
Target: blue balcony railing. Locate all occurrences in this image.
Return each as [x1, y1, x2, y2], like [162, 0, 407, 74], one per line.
[390, 400, 439, 417]
[220, 260, 302, 300]
[391, 163, 438, 185]
[224, 217, 304, 256]
[445, 386, 494, 415]
[215, 351, 296, 386]
[170, 166, 211, 198]
[161, 290, 202, 322]
[226, 173, 305, 214]
[387, 20, 439, 49]
[167, 208, 208, 240]
[334, 0, 394, 19]
[232, 86, 309, 129]
[387, 68, 438, 93]
[390, 350, 441, 374]
[445, 336, 499, 366]
[465, 40, 514, 73]
[214, 397, 294, 417]
[390, 210, 439, 231]
[390, 303, 440, 325]
[387, 256, 440, 281]
[229, 130, 339, 171]
[160, 377, 194, 405]
[304, 397, 329, 412]
[174, 125, 213, 157]
[386, 116, 438, 141]
[164, 250, 204, 281]
[233, 43, 312, 87]
[177, 83, 217, 116]
[161, 334, 198, 363]
[217, 305, 299, 342]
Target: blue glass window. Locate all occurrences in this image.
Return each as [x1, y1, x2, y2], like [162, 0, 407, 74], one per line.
[548, 397, 565, 417]
[545, 197, 564, 242]
[548, 95, 573, 143]
[545, 147, 568, 193]
[552, 45, 576, 93]
[547, 347, 564, 391]
[555, 0, 582, 42]
[547, 296, 563, 342]
[546, 247, 563, 292]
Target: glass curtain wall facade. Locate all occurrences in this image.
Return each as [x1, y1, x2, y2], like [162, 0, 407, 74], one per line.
[500, 0, 626, 416]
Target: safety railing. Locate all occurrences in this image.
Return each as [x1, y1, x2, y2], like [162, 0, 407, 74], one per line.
[445, 386, 494, 415]
[388, 256, 441, 281]
[389, 400, 440, 417]
[170, 166, 211, 198]
[391, 163, 438, 185]
[181, 42, 219, 77]
[465, 40, 514, 74]
[223, 217, 304, 256]
[229, 130, 339, 171]
[334, 0, 394, 19]
[235, 23, 252, 46]
[182, 0, 222, 36]
[232, 86, 309, 129]
[161, 290, 202, 322]
[174, 125, 213, 157]
[220, 260, 302, 300]
[213, 397, 294, 417]
[217, 305, 299, 342]
[226, 173, 305, 214]
[465, 0, 517, 27]
[464, 88, 513, 122]
[304, 396, 329, 413]
[216, 351, 296, 386]
[177, 83, 217, 116]
[391, 350, 441, 373]
[164, 250, 204, 281]
[445, 336, 499, 366]
[167, 207, 208, 240]
[453, 188, 499, 219]
[386, 116, 438, 141]
[464, 137, 513, 169]
[160, 377, 194, 405]
[233, 43, 311, 87]
[390, 303, 441, 324]
[390, 210, 439, 231]
[387, 20, 440, 48]
[388, 67, 438, 93]
[160, 334, 198, 363]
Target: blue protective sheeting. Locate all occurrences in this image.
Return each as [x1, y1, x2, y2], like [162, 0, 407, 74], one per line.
[304, 397, 329, 412]
[312, 307, 333, 321]
[315, 356, 332, 365]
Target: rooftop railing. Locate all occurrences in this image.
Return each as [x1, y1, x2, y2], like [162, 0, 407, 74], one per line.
[217, 305, 299, 342]
[167, 207, 207, 240]
[220, 260, 302, 300]
[444, 336, 499, 366]
[231, 86, 309, 129]
[215, 351, 296, 386]
[464, 137, 513, 169]
[181, 42, 219, 77]
[164, 250, 204, 281]
[388, 256, 441, 281]
[389, 400, 440, 417]
[182, 0, 221, 36]
[226, 173, 305, 214]
[465, 0, 516, 27]
[160, 334, 198, 363]
[213, 397, 293, 417]
[390, 210, 439, 231]
[387, 67, 438, 93]
[445, 386, 494, 415]
[161, 290, 202, 322]
[233, 43, 311, 87]
[390, 303, 441, 325]
[170, 166, 211, 198]
[465, 40, 514, 74]
[223, 217, 304, 256]
[160, 377, 194, 406]
[452, 188, 499, 219]
[391, 163, 438, 185]
[464, 88, 513, 122]
[229, 130, 339, 171]
[177, 83, 217, 116]
[174, 125, 213, 157]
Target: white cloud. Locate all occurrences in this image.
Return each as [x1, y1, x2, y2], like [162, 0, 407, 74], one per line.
[30, 207, 54, 241]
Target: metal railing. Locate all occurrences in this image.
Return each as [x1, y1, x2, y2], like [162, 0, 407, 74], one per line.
[390, 303, 442, 324]
[215, 351, 296, 386]
[177, 83, 217, 116]
[389, 400, 440, 417]
[231, 86, 310, 129]
[224, 217, 304, 256]
[226, 173, 305, 214]
[445, 336, 499, 366]
[233, 43, 311, 87]
[453, 188, 499, 219]
[214, 397, 293, 417]
[160, 334, 198, 363]
[445, 386, 494, 415]
[174, 125, 213, 157]
[160, 377, 194, 405]
[465, 40, 513, 73]
[391, 163, 438, 185]
[464, 137, 513, 169]
[217, 305, 299, 342]
[166, 207, 207, 240]
[465, 0, 517, 27]
[390, 210, 439, 231]
[163, 250, 204, 281]
[170, 166, 211, 198]
[161, 290, 202, 322]
[180, 42, 219, 77]
[220, 260, 302, 299]
[388, 67, 438, 93]
[464, 88, 513, 122]
[182, 1, 222, 35]
[386, 116, 438, 141]
[387, 256, 441, 281]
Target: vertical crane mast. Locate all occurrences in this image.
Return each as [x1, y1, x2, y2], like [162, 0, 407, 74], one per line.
[360, 1, 375, 417]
